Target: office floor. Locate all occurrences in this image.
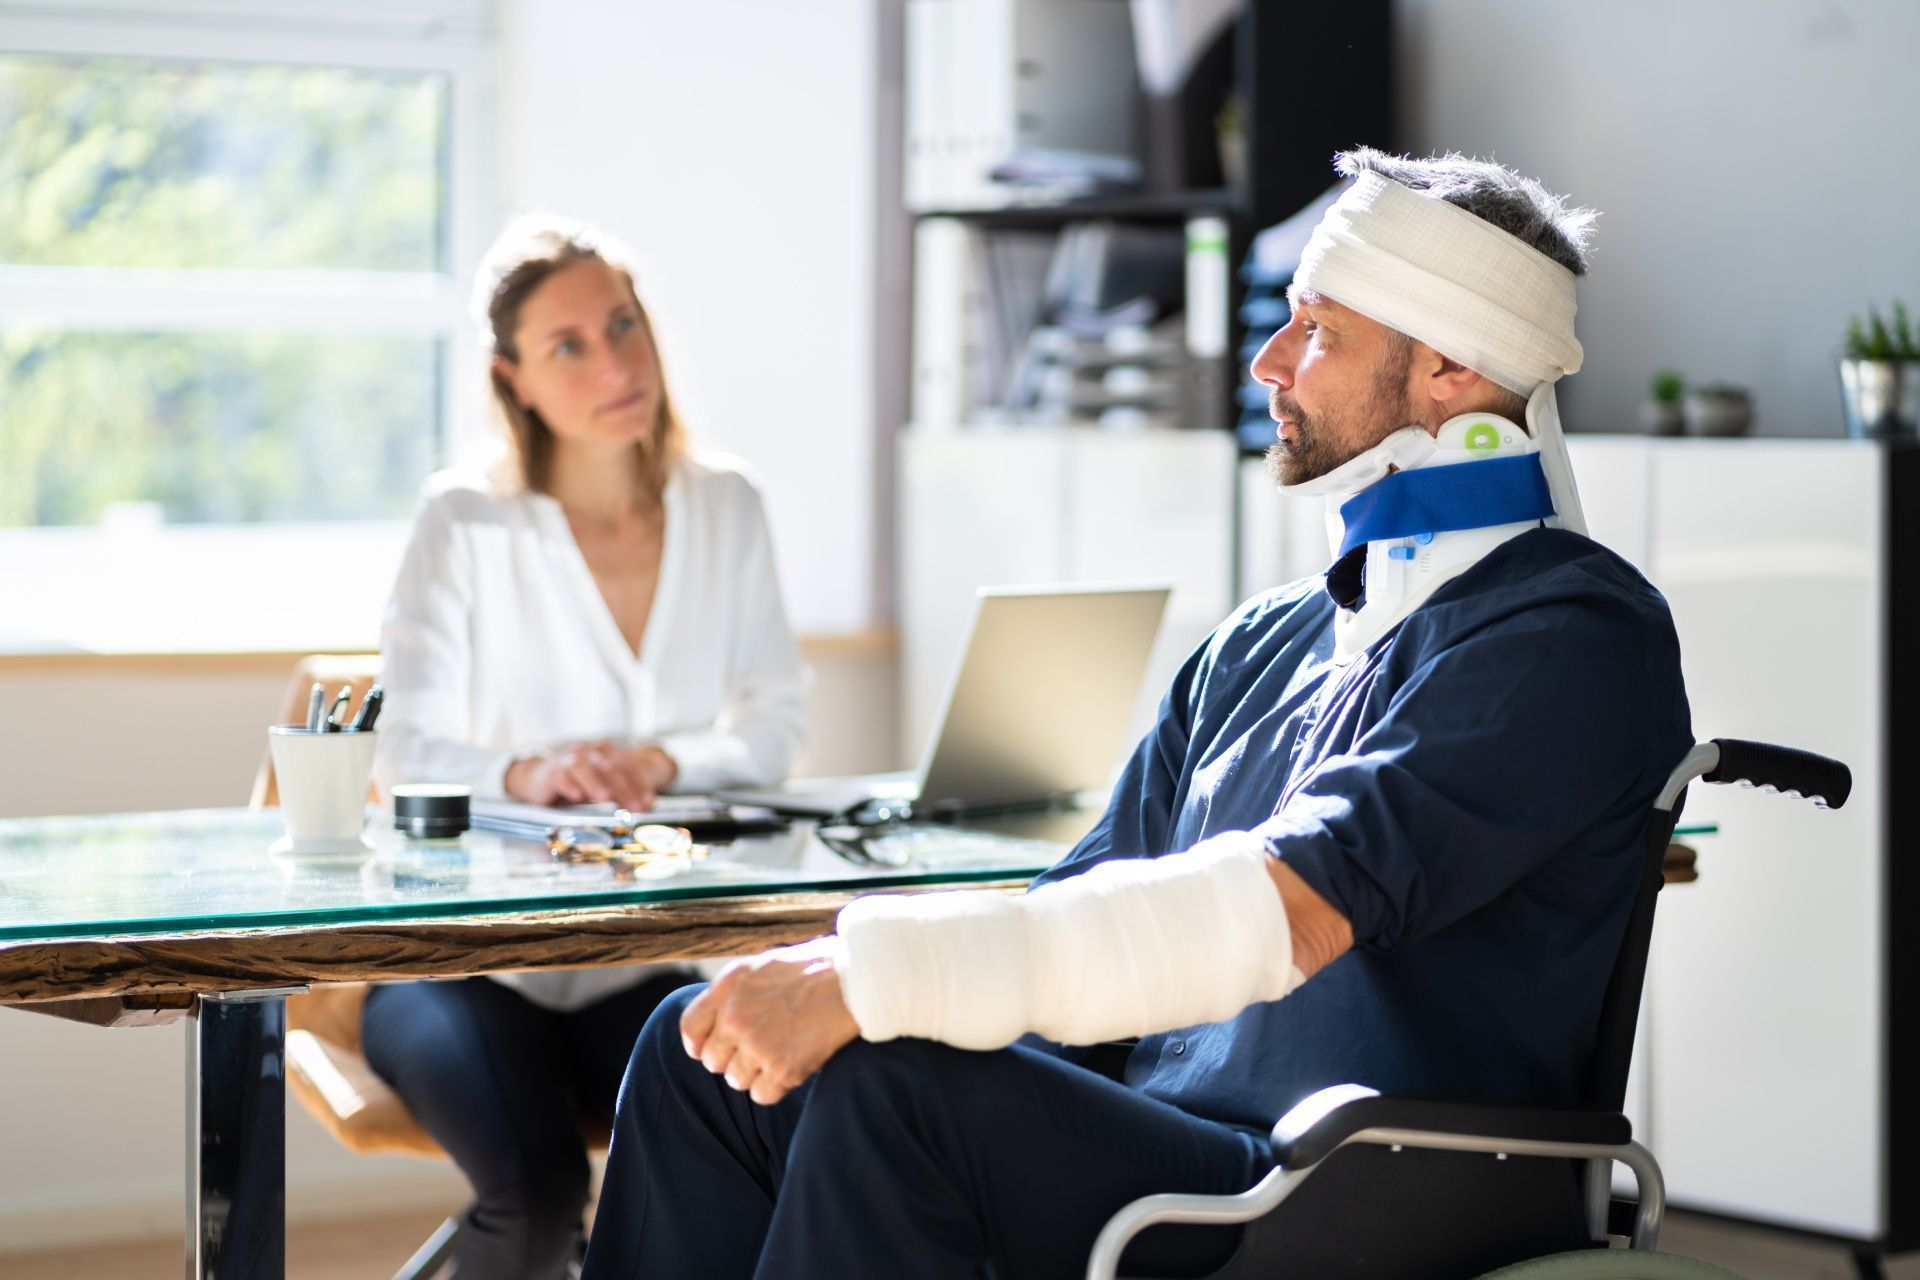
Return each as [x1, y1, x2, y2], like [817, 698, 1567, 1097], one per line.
[5, 1210, 1916, 1279]
[3, 1207, 453, 1279]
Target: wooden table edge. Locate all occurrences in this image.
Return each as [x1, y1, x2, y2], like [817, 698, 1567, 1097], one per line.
[0, 883, 1027, 1016]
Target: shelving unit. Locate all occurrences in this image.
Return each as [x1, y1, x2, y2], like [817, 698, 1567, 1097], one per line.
[896, 2, 1394, 750]
[904, 0, 1393, 436]
[912, 187, 1237, 227]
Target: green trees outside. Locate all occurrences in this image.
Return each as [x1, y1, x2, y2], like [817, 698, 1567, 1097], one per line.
[0, 52, 443, 271]
[0, 331, 438, 526]
[0, 52, 448, 526]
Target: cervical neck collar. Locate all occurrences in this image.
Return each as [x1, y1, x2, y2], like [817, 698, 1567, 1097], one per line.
[1294, 414, 1553, 661]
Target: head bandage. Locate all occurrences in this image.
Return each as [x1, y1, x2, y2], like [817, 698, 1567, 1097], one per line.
[1293, 172, 1589, 535]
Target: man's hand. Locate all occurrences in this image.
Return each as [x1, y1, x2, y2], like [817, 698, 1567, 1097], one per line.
[505, 741, 677, 811]
[680, 938, 860, 1106]
[1265, 857, 1353, 979]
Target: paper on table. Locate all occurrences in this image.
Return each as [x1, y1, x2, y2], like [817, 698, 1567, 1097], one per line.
[471, 795, 732, 828]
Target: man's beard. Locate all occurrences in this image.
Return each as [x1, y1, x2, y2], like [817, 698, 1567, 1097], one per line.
[1264, 344, 1416, 488]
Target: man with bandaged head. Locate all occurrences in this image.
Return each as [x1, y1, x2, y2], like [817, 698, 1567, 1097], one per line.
[581, 149, 1692, 1279]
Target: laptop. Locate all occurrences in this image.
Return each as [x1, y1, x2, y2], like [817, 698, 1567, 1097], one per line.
[717, 584, 1171, 819]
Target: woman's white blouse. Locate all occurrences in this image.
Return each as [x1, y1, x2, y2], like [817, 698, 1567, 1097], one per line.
[375, 453, 808, 1009]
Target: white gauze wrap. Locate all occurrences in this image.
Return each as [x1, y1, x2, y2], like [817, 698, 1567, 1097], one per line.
[1294, 172, 1589, 534]
[832, 831, 1304, 1049]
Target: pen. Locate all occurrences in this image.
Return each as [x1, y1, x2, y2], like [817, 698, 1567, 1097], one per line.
[326, 686, 352, 732]
[349, 685, 384, 732]
[305, 682, 327, 732]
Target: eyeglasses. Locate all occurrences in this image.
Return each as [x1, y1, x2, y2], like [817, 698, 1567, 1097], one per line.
[547, 820, 708, 867]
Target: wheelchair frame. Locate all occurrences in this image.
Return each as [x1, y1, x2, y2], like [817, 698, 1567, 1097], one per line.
[1087, 737, 1852, 1280]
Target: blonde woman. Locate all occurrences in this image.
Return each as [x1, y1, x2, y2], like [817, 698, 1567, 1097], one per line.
[366, 216, 807, 1279]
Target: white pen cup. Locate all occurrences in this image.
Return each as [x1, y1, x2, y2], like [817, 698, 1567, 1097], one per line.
[267, 725, 378, 859]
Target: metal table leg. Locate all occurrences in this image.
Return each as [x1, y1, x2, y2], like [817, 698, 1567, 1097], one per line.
[187, 989, 293, 1280]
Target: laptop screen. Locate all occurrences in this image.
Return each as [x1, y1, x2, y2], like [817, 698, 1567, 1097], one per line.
[914, 584, 1170, 812]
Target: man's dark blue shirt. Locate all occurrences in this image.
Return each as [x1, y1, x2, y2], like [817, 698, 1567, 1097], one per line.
[1030, 528, 1692, 1131]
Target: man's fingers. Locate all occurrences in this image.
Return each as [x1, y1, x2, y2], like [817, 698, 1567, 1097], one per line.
[747, 1075, 792, 1107]
[677, 957, 852, 1108]
[695, 988, 742, 1074]
[723, 1057, 762, 1094]
[699, 1031, 738, 1077]
[680, 985, 720, 1059]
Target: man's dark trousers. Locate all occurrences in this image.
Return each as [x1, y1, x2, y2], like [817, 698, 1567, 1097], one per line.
[579, 985, 1268, 1279]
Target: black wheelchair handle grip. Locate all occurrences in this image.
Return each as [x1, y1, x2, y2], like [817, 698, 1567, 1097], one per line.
[1703, 738, 1851, 810]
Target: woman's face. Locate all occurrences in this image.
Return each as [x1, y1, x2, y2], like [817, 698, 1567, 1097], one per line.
[497, 257, 662, 452]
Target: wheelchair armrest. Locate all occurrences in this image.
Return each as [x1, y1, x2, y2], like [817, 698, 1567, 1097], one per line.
[1269, 1083, 1632, 1169]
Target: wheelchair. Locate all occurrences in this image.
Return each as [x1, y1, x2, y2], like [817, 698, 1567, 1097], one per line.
[1087, 738, 1852, 1280]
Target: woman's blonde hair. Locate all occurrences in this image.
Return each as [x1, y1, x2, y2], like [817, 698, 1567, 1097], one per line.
[473, 215, 687, 499]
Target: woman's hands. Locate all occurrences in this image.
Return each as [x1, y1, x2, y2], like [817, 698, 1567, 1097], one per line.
[504, 741, 678, 810]
[680, 938, 861, 1106]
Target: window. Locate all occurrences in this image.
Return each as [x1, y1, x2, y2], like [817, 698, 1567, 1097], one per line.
[0, 2, 495, 652]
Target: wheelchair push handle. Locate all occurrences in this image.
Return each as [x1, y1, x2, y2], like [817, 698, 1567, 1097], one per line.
[1702, 737, 1851, 810]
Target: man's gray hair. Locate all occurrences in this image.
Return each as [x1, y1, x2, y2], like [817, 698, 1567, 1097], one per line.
[1334, 147, 1598, 277]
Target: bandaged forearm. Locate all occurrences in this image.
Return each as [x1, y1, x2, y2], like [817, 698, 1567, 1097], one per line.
[830, 832, 1305, 1049]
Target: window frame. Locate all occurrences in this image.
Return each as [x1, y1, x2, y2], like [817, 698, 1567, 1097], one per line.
[0, 0, 500, 654]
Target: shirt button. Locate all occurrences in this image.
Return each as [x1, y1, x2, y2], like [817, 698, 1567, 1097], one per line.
[1170, 1042, 1186, 1056]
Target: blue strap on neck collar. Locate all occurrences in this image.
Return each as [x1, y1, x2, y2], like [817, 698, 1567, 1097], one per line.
[1337, 453, 1555, 557]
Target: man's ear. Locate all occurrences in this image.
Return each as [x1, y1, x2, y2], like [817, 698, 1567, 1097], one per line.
[1420, 348, 1485, 406]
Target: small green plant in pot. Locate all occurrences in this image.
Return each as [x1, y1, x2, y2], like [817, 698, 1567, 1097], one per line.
[1840, 302, 1920, 439]
[1641, 369, 1685, 436]
[1683, 382, 1754, 437]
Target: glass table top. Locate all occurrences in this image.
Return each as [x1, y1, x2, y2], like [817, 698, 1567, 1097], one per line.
[0, 806, 1101, 944]
[0, 808, 1718, 946]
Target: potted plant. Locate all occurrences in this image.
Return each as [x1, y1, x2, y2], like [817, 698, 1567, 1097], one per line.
[1839, 302, 1920, 439]
[1683, 382, 1755, 437]
[1641, 369, 1685, 435]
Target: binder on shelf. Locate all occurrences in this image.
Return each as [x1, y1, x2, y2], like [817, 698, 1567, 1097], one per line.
[910, 218, 991, 426]
[904, 0, 1140, 212]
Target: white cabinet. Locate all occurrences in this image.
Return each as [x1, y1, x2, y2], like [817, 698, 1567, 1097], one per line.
[1643, 441, 1888, 1238]
[1572, 437, 1905, 1245]
[897, 427, 1236, 766]
[1564, 436, 1654, 572]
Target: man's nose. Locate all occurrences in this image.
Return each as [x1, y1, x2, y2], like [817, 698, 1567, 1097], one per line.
[1250, 327, 1294, 390]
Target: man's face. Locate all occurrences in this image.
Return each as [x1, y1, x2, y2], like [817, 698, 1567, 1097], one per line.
[1252, 286, 1416, 487]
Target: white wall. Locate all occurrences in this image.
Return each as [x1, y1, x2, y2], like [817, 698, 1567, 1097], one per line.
[1394, 0, 1920, 439]
[496, 0, 885, 633]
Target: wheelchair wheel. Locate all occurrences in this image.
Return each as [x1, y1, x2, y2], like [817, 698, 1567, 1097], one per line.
[1476, 1250, 1747, 1279]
